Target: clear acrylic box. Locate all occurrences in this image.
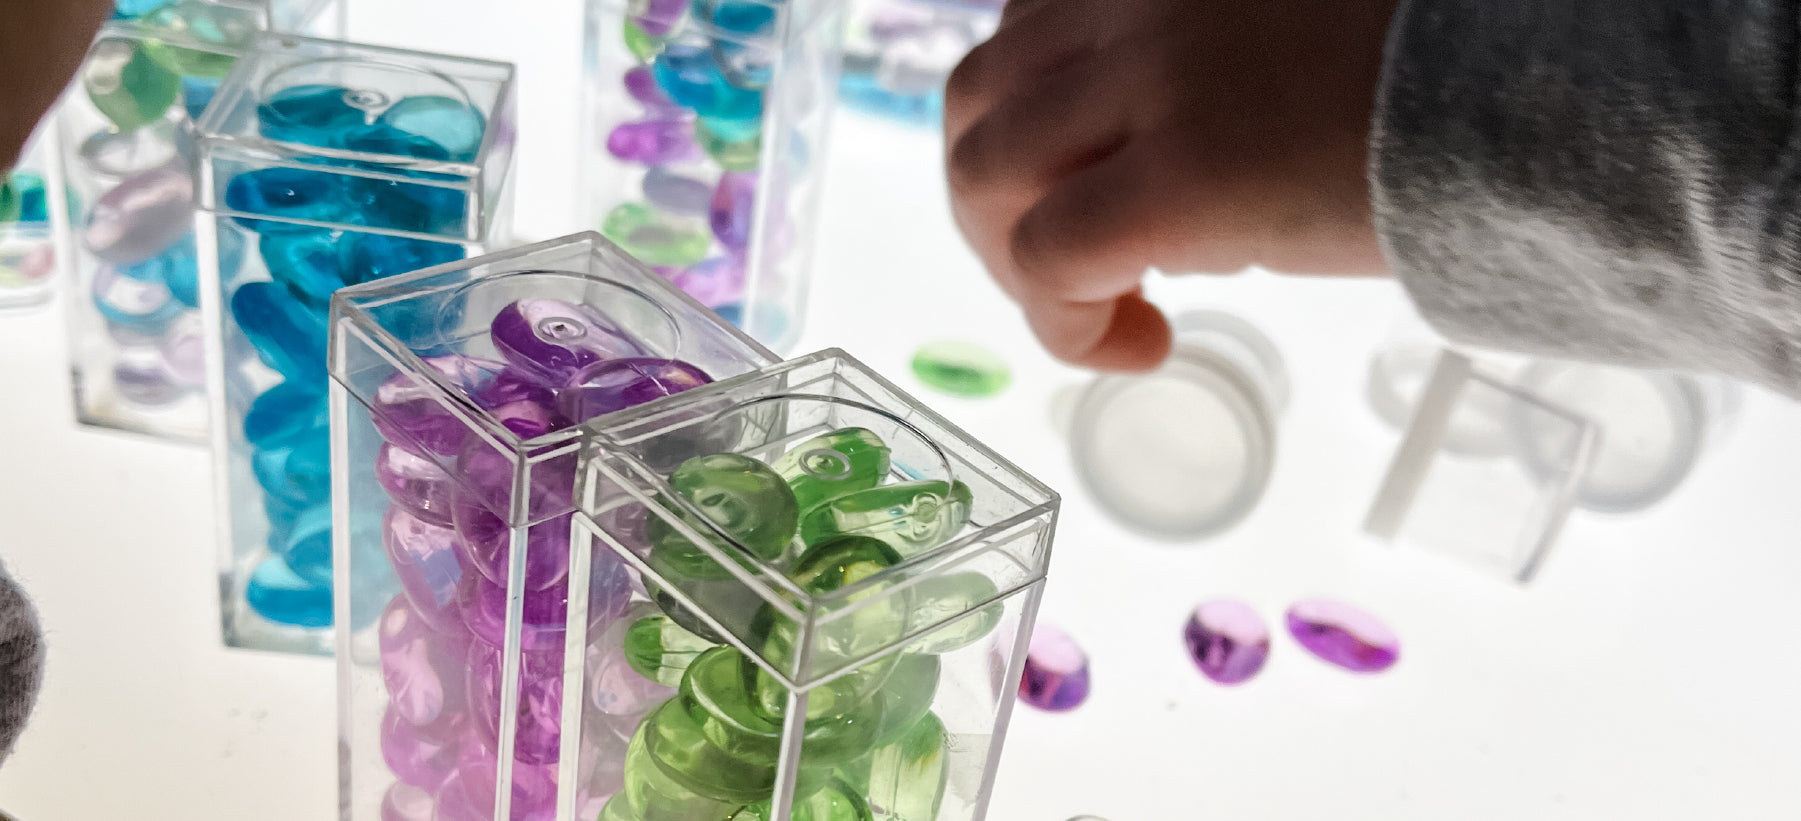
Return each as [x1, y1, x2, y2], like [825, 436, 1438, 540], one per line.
[55, 5, 275, 440]
[330, 232, 782, 819]
[580, 0, 847, 353]
[839, 0, 999, 125]
[200, 34, 516, 651]
[1364, 350, 1600, 584]
[0, 136, 57, 312]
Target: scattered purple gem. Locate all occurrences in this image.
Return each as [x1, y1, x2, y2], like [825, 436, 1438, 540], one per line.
[606, 119, 701, 166]
[1018, 623, 1089, 712]
[556, 357, 712, 424]
[1285, 598, 1400, 674]
[708, 171, 756, 252]
[1183, 600, 1270, 685]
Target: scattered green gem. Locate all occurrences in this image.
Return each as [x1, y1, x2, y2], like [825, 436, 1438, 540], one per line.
[140, 0, 258, 79]
[838, 713, 949, 821]
[84, 38, 182, 131]
[646, 452, 800, 580]
[697, 119, 762, 172]
[680, 645, 879, 767]
[732, 778, 875, 821]
[772, 428, 892, 515]
[903, 572, 1004, 655]
[624, 613, 717, 687]
[799, 480, 974, 559]
[601, 201, 713, 267]
[911, 340, 1012, 398]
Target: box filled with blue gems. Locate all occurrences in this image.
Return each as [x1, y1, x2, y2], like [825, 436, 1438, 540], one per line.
[581, 0, 847, 354]
[838, 0, 999, 124]
[329, 232, 781, 821]
[197, 33, 517, 652]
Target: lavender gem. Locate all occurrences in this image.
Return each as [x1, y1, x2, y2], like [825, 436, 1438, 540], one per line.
[669, 255, 745, 308]
[467, 642, 565, 766]
[641, 166, 714, 217]
[380, 783, 435, 821]
[372, 355, 509, 457]
[1286, 598, 1400, 673]
[83, 163, 195, 265]
[457, 556, 632, 654]
[159, 314, 206, 387]
[452, 500, 576, 593]
[708, 171, 756, 252]
[606, 119, 700, 166]
[435, 743, 559, 821]
[489, 298, 653, 386]
[623, 66, 681, 113]
[454, 440, 577, 524]
[380, 705, 465, 789]
[376, 443, 459, 527]
[1019, 622, 1090, 712]
[633, 0, 688, 35]
[383, 508, 464, 631]
[1183, 600, 1270, 685]
[557, 357, 712, 425]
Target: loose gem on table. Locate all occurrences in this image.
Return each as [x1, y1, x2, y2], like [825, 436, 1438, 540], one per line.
[588, 604, 679, 716]
[696, 118, 761, 172]
[84, 163, 194, 265]
[708, 171, 756, 251]
[797, 480, 973, 558]
[902, 572, 1003, 655]
[623, 19, 667, 63]
[244, 554, 332, 627]
[1019, 623, 1089, 711]
[140, 0, 258, 78]
[624, 66, 681, 112]
[467, 642, 565, 766]
[83, 38, 180, 131]
[1184, 600, 1270, 685]
[910, 340, 1011, 398]
[645, 452, 799, 580]
[558, 357, 712, 425]
[1285, 598, 1400, 673]
[223, 167, 351, 233]
[642, 166, 714, 216]
[622, 613, 714, 687]
[380, 702, 465, 789]
[376, 442, 459, 526]
[668, 255, 744, 308]
[260, 228, 346, 310]
[378, 95, 488, 162]
[112, 347, 186, 406]
[92, 261, 182, 332]
[490, 297, 654, 385]
[770, 427, 891, 515]
[383, 508, 464, 630]
[257, 84, 368, 148]
[230, 281, 328, 383]
[244, 380, 327, 448]
[607, 119, 701, 165]
[600, 202, 711, 268]
[839, 712, 947, 821]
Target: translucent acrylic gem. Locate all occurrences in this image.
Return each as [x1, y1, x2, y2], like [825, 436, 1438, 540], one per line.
[911, 340, 1011, 398]
[451, 501, 576, 592]
[839, 712, 947, 821]
[260, 228, 346, 310]
[112, 347, 185, 405]
[84, 163, 194, 265]
[380, 783, 434, 821]
[638, 698, 798, 804]
[91, 262, 181, 331]
[369, 355, 509, 456]
[380, 705, 464, 788]
[652, 42, 763, 122]
[631, 0, 689, 36]
[600, 202, 712, 267]
[1019, 623, 1089, 711]
[257, 84, 369, 147]
[375, 442, 458, 526]
[667, 255, 744, 308]
[489, 297, 654, 385]
[1285, 598, 1400, 673]
[646, 452, 800, 579]
[467, 643, 564, 765]
[607, 119, 701, 165]
[587, 605, 679, 716]
[378, 95, 488, 162]
[863, 654, 940, 745]
[770, 427, 891, 515]
[83, 38, 180, 131]
[623, 19, 666, 63]
[457, 558, 632, 653]
[797, 480, 973, 558]
[181, 75, 219, 122]
[618, 711, 742, 818]
[275, 503, 333, 586]
[223, 167, 351, 233]
[244, 379, 327, 448]
[708, 171, 756, 251]
[378, 595, 470, 732]
[150, 232, 202, 308]
[1183, 600, 1270, 685]
[140, 0, 258, 78]
[642, 166, 713, 216]
[680, 646, 881, 768]
[732, 779, 874, 821]
[158, 314, 206, 387]
[244, 554, 331, 627]
[230, 281, 328, 384]
[902, 572, 1002, 655]
[621, 613, 714, 687]
[558, 357, 713, 425]
[436, 744, 559, 821]
[696, 119, 760, 172]
[623, 66, 682, 112]
[382, 508, 464, 630]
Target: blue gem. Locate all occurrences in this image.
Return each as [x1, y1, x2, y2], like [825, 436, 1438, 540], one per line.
[345, 234, 465, 287]
[696, 115, 760, 143]
[346, 178, 465, 236]
[224, 167, 352, 233]
[244, 555, 332, 628]
[709, 0, 777, 89]
[153, 233, 203, 309]
[93, 258, 183, 331]
[342, 122, 452, 164]
[10, 171, 48, 224]
[260, 228, 346, 310]
[182, 76, 221, 123]
[276, 503, 333, 588]
[112, 0, 166, 18]
[244, 380, 329, 449]
[838, 69, 944, 126]
[654, 42, 764, 122]
[251, 426, 330, 507]
[257, 84, 367, 148]
[375, 96, 487, 163]
[230, 281, 328, 384]
[714, 302, 742, 326]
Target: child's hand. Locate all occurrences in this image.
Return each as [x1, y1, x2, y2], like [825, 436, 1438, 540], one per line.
[945, 0, 1399, 370]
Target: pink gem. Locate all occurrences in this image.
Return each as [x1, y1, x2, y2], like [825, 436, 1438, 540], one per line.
[1183, 600, 1270, 685]
[1018, 622, 1089, 712]
[380, 783, 435, 821]
[1285, 598, 1400, 674]
[378, 595, 469, 730]
[380, 705, 465, 789]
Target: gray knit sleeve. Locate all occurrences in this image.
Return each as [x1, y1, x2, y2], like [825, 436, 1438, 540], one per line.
[1370, 0, 1801, 395]
[0, 557, 44, 766]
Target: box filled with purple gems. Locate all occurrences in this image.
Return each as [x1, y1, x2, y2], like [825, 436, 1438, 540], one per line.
[580, 0, 845, 355]
[330, 231, 1059, 821]
[197, 33, 517, 653]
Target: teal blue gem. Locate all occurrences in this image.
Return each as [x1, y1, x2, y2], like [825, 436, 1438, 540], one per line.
[344, 234, 465, 285]
[182, 76, 220, 122]
[244, 554, 332, 627]
[224, 168, 352, 233]
[770, 427, 891, 514]
[376, 95, 487, 163]
[257, 84, 368, 148]
[10, 171, 48, 223]
[653, 42, 763, 122]
[230, 281, 328, 384]
[276, 502, 333, 587]
[244, 381, 329, 448]
[252, 427, 330, 507]
[260, 229, 346, 310]
[708, 0, 777, 90]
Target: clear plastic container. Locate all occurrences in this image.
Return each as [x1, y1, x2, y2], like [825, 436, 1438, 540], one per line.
[331, 234, 1059, 821]
[1064, 309, 1287, 541]
[580, 0, 846, 354]
[199, 33, 516, 652]
[838, 0, 999, 125]
[0, 136, 57, 312]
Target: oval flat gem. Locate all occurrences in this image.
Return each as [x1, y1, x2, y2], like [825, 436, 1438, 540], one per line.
[864, 653, 941, 745]
[619, 710, 743, 819]
[369, 355, 507, 456]
[1184, 600, 1270, 685]
[600, 202, 711, 267]
[903, 572, 1002, 655]
[382, 508, 464, 631]
[680, 646, 880, 768]
[85, 164, 194, 266]
[230, 280, 328, 383]
[607, 119, 701, 165]
[84, 38, 180, 131]
[380, 783, 434, 821]
[797, 480, 973, 558]
[624, 65, 682, 112]
[377, 594, 469, 733]
[708, 171, 755, 252]
[244, 379, 327, 448]
[466, 642, 564, 765]
[489, 297, 653, 385]
[733, 778, 874, 821]
[244, 554, 331, 627]
[770, 427, 891, 515]
[838, 712, 947, 821]
[667, 254, 744, 308]
[92, 261, 182, 332]
[622, 612, 714, 688]
[642, 166, 714, 216]
[1285, 598, 1399, 673]
[623, 19, 667, 62]
[380, 702, 464, 788]
[345, 233, 465, 286]
[1019, 623, 1089, 711]
[911, 340, 1011, 398]
[639, 699, 794, 805]
[260, 228, 347, 310]
[588, 604, 680, 716]
[647, 453, 799, 580]
[257, 84, 368, 148]
[224, 167, 351, 233]
[451, 502, 576, 593]
[140, 0, 258, 78]
[376, 442, 458, 526]
[558, 357, 712, 425]
[0, 177, 20, 224]
[652, 42, 763, 122]
[112, 347, 187, 406]
[696, 119, 761, 171]
[158, 313, 207, 387]
[377, 95, 487, 162]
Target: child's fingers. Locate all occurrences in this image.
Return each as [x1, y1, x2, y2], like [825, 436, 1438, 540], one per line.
[1007, 143, 1173, 304]
[947, 51, 1140, 196]
[1021, 290, 1172, 372]
[943, 0, 1103, 140]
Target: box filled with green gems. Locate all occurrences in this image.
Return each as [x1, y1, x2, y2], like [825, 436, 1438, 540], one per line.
[198, 33, 516, 652]
[581, 0, 847, 353]
[330, 231, 1058, 821]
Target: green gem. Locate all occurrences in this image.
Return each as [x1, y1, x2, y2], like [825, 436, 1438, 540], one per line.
[839, 713, 949, 821]
[643, 571, 763, 645]
[597, 794, 634, 821]
[771, 428, 892, 515]
[680, 646, 880, 768]
[0, 177, 19, 224]
[865, 654, 940, 746]
[910, 341, 1011, 398]
[798, 481, 974, 559]
[697, 119, 761, 172]
[903, 572, 1003, 655]
[140, 0, 258, 79]
[84, 38, 182, 131]
[732, 779, 875, 821]
[625, 613, 717, 687]
[601, 202, 713, 267]
[623, 711, 745, 817]
[646, 452, 800, 580]
[750, 536, 908, 722]
[642, 698, 825, 805]
[624, 19, 666, 62]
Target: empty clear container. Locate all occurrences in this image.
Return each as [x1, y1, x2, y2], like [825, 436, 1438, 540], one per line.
[199, 33, 516, 652]
[839, 0, 1000, 125]
[580, 0, 846, 353]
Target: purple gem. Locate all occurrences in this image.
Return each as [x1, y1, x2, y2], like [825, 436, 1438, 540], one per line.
[1285, 598, 1400, 674]
[490, 298, 654, 386]
[379, 595, 470, 730]
[453, 501, 576, 593]
[376, 443, 459, 527]
[606, 119, 700, 166]
[380, 783, 435, 821]
[113, 348, 185, 406]
[434, 745, 558, 821]
[457, 557, 633, 654]
[467, 642, 564, 766]
[708, 171, 756, 252]
[484, 369, 571, 439]
[623, 66, 680, 113]
[383, 508, 464, 631]
[632, 0, 688, 36]
[573, 711, 632, 815]
[585, 606, 675, 717]
[1018, 623, 1090, 712]
[557, 357, 712, 424]
[371, 355, 509, 457]
[454, 443, 577, 527]
[83, 163, 194, 266]
[1183, 600, 1270, 685]
[160, 314, 207, 387]
[642, 166, 714, 217]
[668, 255, 744, 308]
[381, 704, 465, 789]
